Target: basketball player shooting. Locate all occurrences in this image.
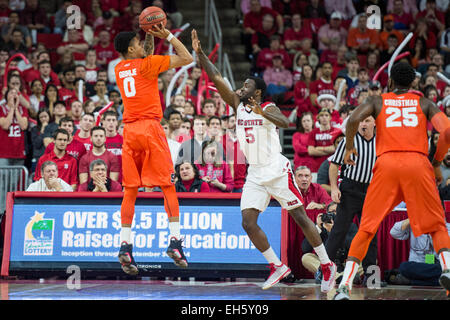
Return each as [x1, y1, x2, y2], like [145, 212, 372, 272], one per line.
[114, 14, 193, 275]
[191, 29, 337, 291]
[334, 62, 450, 300]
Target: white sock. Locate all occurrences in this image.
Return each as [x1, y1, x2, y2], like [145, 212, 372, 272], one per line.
[169, 221, 181, 240]
[120, 227, 132, 244]
[262, 247, 282, 266]
[339, 261, 359, 290]
[439, 251, 450, 271]
[313, 243, 331, 265]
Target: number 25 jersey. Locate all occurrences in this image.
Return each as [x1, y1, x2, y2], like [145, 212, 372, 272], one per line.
[376, 92, 428, 157]
[115, 55, 170, 123]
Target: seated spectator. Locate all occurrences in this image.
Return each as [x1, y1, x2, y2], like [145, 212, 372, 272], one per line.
[94, 30, 119, 69]
[201, 99, 217, 119]
[35, 60, 61, 91]
[283, 13, 312, 54]
[3, 23, 31, 54]
[387, 0, 418, 17]
[0, 0, 11, 26]
[221, 114, 247, 193]
[324, 0, 356, 22]
[195, 140, 234, 193]
[295, 165, 332, 213]
[51, 100, 68, 126]
[167, 109, 189, 143]
[44, 116, 86, 162]
[0, 88, 29, 167]
[263, 54, 293, 98]
[391, 0, 415, 31]
[206, 115, 225, 147]
[39, 83, 59, 114]
[53, 0, 72, 35]
[161, 117, 181, 165]
[4, 73, 31, 112]
[293, 111, 315, 170]
[409, 17, 437, 52]
[241, 0, 272, 15]
[338, 54, 360, 90]
[310, 62, 336, 109]
[34, 128, 78, 190]
[294, 64, 315, 115]
[93, 10, 121, 45]
[73, 112, 95, 151]
[78, 159, 122, 192]
[59, 68, 77, 104]
[174, 160, 210, 192]
[416, 0, 445, 35]
[2, 12, 31, 50]
[318, 11, 348, 52]
[78, 126, 120, 184]
[379, 14, 405, 51]
[84, 49, 99, 85]
[69, 100, 83, 128]
[90, 79, 110, 107]
[251, 13, 278, 56]
[388, 218, 450, 286]
[292, 52, 309, 84]
[272, 0, 302, 24]
[316, 94, 342, 129]
[256, 34, 291, 71]
[27, 160, 73, 192]
[57, 29, 89, 64]
[20, 0, 50, 34]
[243, 0, 283, 57]
[307, 108, 341, 172]
[320, 38, 340, 65]
[347, 14, 379, 56]
[347, 67, 370, 106]
[176, 115, 209, 165]
[29, 108, 57, 172]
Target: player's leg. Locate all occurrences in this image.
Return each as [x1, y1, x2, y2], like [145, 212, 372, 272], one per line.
[241, 179, 290, 289]
[118, 186, 139, 275]
[118, 128, 143, 275]
[335, 156, 402, 299]
[161, 184, 188, 268]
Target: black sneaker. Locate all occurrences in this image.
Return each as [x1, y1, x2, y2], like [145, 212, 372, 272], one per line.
[439, 269, 450, 297]
[118, 241, 138, 275]
[166, 237, 188, 268]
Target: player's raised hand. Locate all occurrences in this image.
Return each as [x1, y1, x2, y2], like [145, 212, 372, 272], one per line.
[191, 29, 203, 54]
[343, 147, 358, 166]
[147, 22, 170, 39]
[247, 97, 264, 115]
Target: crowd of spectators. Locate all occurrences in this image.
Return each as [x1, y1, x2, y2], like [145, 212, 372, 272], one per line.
[2, 0, 450, 201]
[0, 0, 251, 195]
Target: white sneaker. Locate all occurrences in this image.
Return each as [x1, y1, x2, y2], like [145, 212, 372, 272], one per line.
[262, 263, 291, 290]
[321, 262, 337, 293]
[333, 285, 350, 300]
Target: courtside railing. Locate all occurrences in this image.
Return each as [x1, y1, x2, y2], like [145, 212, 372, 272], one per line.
[0, 166, 29, 213]
[205, 0, 236, 90]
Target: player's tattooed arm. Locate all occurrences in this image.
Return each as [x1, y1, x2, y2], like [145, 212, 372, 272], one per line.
[191, 29, 239, 110]
[143, 33, 154, 57]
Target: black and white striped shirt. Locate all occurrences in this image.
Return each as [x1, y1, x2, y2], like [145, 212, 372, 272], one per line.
[331, 133, 376, 184]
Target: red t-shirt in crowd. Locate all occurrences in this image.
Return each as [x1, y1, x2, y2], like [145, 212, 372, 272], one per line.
[34, 150, 78, 186]
[0, 104, 28, 159]
[78, 149, 121, 180]
[105, 134, 123, 182]
[310, 78, 336, 100]
[73, 131, 92, 151]
[307, 127, 342, 172]
[94, 42, 119, 66]
[45, 139, 87, 162]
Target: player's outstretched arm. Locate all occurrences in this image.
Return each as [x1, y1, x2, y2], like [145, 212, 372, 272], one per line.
[191, 29, 240, 110]
[148, 23, 193, 69]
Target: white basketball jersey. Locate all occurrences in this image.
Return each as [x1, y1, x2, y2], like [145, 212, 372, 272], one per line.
[236, 101, 282, 167]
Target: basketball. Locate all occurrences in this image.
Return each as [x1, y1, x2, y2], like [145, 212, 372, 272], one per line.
[139, 6, 167, 33]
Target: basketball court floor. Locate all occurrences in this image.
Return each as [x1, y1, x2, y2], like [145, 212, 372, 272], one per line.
[0, 278, 448, 300]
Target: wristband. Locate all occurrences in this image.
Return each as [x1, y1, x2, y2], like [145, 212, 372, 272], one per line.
[166, 32, 174, 42]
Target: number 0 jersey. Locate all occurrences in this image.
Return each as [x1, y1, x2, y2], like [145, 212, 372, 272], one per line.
[236, 101, 282, 167]
[377, 92, 428, 157]
[115, 55, 170, 123]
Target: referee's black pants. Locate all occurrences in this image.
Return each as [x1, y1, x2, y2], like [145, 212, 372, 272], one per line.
[325, 178, 378, 272]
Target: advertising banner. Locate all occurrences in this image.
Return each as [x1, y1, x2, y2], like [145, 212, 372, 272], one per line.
[3, 194, 282, 276]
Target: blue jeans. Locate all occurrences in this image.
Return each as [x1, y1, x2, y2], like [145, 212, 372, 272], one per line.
[399, 261, 441, 286]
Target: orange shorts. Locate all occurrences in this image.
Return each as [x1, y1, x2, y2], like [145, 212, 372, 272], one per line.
[359, 152, 447, 237]
[122, 119, 174, 188]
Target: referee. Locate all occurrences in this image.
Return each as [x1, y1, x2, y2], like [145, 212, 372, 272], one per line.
[326, 115, 378, 283]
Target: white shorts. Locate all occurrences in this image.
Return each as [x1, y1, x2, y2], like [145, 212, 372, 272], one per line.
[240, 154, 304, 212]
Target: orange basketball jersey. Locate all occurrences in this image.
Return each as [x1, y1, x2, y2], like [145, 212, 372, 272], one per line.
[376, 92, 429, 157]
[115, 55, 170, 123]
